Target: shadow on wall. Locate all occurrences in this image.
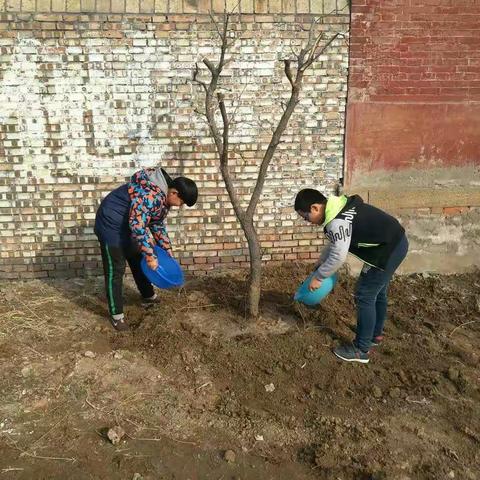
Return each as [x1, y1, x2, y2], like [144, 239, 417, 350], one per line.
[31, 223, 101, 279]
[33, 223, 103, 318]
[33, 223, 147, 321]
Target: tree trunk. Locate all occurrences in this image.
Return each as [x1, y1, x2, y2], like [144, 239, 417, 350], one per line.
[193, 13, 344, 320]
[245, 226, 262, 318]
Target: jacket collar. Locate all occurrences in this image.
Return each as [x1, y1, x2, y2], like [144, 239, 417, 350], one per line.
[322, 195, 348, 226]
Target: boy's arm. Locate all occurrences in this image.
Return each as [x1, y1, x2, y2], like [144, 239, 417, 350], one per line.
[129, 196, 157, 263]
[314, 218, 352, 280]
[149, 222, 173, 257]
[314, 245, 331, 269]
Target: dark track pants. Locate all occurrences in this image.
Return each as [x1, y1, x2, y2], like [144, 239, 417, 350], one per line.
[99, 242, 154, 317]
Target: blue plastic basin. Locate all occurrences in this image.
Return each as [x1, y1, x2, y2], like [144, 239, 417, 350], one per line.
[294, 273, 337, 306]
[141, 246, 185, 289]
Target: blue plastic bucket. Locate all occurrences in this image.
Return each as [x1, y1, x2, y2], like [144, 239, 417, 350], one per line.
[141, 246, 184, 289]
[294, 273, 337, 306]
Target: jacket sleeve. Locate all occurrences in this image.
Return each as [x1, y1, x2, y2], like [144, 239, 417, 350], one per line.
[129, 196, 156, 260]
[149, 222, 172, 256]
[314, 245, 331, 269]
[314, 218, 352, 280]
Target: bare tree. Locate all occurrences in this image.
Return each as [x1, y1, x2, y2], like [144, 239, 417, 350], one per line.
[193, 8, 347, 318]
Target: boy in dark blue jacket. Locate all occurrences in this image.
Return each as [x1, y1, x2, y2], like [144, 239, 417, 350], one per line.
[295, 189, 408, 363]
[95, 167, 198, 331]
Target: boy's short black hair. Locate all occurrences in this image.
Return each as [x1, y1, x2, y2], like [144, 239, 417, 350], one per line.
[294, 189, 327, 212]
[171, 177, 198, 207]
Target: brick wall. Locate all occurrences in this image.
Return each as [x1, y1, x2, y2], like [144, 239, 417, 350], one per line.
[344, 0, 480, 273]
[348, 0, 480, 104]
[1, 0, 350, 14]
[0, 1, 350, 279]
[346, 0, 480, 183]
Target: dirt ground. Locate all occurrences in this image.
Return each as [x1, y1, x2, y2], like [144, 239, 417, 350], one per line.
[0, 263, 479, 480]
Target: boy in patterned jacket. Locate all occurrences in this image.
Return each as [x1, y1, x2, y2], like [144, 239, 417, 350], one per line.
[294, 188, 408, 363]
[95, 167, 198, 331]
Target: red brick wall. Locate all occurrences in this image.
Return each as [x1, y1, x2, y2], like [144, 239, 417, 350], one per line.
[345, 0, 480, 184]
[343, 0, 480, 274]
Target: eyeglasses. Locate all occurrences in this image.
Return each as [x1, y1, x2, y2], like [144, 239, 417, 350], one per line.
[298, 210, 310, 221]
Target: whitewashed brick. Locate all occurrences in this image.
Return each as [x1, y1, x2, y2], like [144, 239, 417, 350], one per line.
[0, 13, 348, 278]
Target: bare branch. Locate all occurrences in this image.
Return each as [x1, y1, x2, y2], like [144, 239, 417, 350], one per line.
[195, 30, 245, 225]
[231, 145, 248, 164]
[296, 46, 308, 72]
[193, 108, 207, 117]
[218, 12, 230, 72]
[228, 82, 248, 124]
[337, 31, 350, 47]
[233, 0, 241, 14]
[298, 32, 342, 72]
[193, 62, 208, 92]
[306, 31, 325, 65]
[207, 10, 232, 76]
[226, 0, 242, 15]
[222, 57, 234, 69]
[246, 82, 302, 219]
[306, 17, 318, 50]
[311, 32, 341, 65]
[241, 120, 276, 136]
[284, 60, 295, 88]
[248, 16, 343, 218]
[218, 92, 229, 165]
[288, 44, 300, 61]
[203, 58, 216, 75]
[258, 117, 276, 131]
[204, 93, 222, 154]
[296, 7, 339, 53]
[339, 1, 350, 13]
[209, 12, 224, 41]
[202, 95, 246, 229]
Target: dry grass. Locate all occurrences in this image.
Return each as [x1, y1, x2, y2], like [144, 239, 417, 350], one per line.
[0, 286, 83, 340]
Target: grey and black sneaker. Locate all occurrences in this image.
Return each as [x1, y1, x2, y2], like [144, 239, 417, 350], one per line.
[109, 314, 130, 331]
[333, 343, 370, 364]
[141, 293, 158, 308]
[371, 335, 384, 347]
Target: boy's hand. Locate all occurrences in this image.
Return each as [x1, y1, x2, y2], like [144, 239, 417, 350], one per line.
[146, 255, 158, 271]
[308, 277, 322, 291]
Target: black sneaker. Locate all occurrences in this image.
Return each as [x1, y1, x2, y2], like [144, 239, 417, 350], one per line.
[141, 293, 158, 308]
[109, 315, 130, 331]
[333, 343, 370, 364]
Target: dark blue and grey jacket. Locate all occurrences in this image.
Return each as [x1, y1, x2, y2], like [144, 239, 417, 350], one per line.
[314, 195, 405, 280]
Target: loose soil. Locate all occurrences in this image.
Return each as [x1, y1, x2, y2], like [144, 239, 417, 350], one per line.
[0, 263, 479, 480]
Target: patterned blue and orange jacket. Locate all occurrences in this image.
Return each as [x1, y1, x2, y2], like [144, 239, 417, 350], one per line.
[94, 169, 171, 261]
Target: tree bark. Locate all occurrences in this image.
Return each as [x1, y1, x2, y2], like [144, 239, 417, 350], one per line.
[245, 222, 262, 318]
[192, 12, 345, 320]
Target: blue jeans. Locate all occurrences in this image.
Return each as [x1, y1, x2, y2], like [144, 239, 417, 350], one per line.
[354, 235, 409, 352]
